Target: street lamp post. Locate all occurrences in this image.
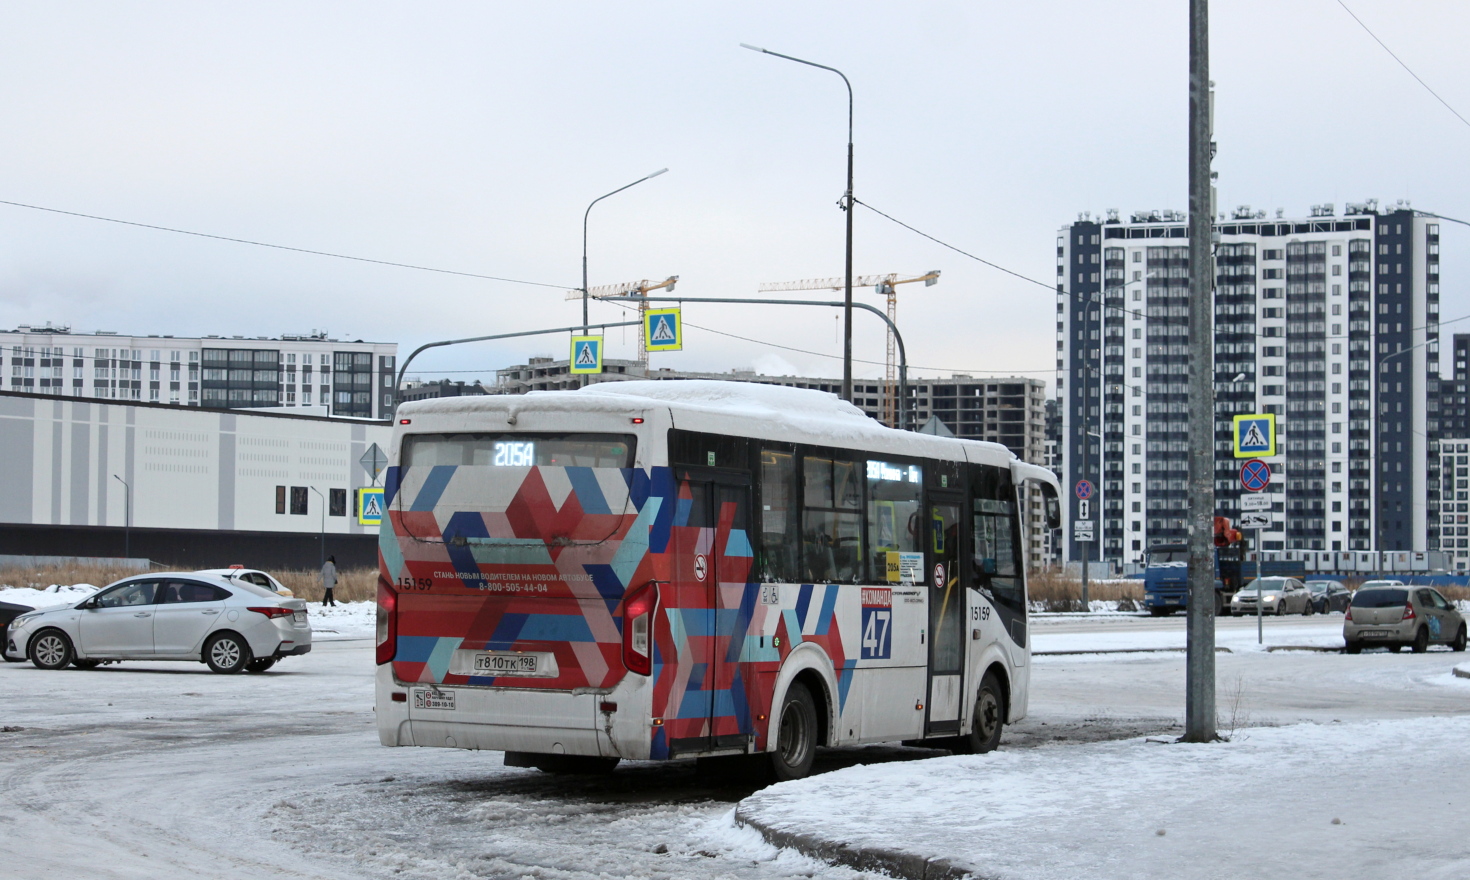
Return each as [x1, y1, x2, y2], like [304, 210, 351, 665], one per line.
[112, 474, 130, 559]
[309, 486, 326, 570]
[741, 43, 855, 403]
[583, 169, 668, 335]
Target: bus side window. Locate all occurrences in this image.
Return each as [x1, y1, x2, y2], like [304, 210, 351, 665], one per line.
[866, 459, 922, 583]
[759, 448, 799, 582]
[971, 467, 1023, 616]
[802, 454, 863, 584]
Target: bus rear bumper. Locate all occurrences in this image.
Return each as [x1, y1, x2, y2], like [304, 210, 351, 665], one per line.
[374, 665, 651, 758]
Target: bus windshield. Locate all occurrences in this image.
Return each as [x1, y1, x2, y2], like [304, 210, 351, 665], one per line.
[402, 433, 636, 469]
[1148, 550, 1188, 564]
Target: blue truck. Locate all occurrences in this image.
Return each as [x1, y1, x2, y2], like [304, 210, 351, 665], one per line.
[1141, 542, 1305, 616]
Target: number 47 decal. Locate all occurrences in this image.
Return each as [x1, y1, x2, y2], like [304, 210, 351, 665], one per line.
[861, 607, 892, 659]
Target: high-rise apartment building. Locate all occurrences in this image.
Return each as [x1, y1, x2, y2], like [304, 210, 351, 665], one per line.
[0, 325, 397, 419]
[1432, 334, 1470, 570]
[1057, 202, 1440, 568]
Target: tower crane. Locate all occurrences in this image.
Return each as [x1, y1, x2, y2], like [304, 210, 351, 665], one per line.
[758, 271, 939, 427]
[565, 276, 678, 364]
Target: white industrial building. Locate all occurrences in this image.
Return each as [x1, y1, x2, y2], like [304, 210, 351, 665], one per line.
[0, 390, 392, 568]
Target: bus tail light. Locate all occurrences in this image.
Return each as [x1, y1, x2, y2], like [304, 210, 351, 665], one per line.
[376, 577, 398, 665]
[622, 582, 660, 676]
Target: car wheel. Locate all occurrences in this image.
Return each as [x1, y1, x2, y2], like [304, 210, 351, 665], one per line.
[1452, 625, 1467, 653]
[244, 657, 277, 673]
[29, 630, 74, 670]
[1302, 601, 1313, 617]
[1276, 603, 1285, 616]
[204, 632, 252, 674]
[1344, 641, 1362, 655]
[952, 671, 1006, 755]
[771, 681, 818, 781]
[1411, 626, 1429, 654]
[71, 659, 102, 669]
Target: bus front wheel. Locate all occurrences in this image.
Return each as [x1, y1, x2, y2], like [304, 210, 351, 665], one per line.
[953, 672, 1005, 755]
[771, 681, 817, 781]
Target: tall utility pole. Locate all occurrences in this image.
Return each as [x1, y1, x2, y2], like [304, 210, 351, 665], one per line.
[1184, 0, 1218, 743]
[740, 44, 855, 403]
[1080, 359, 1090, 609]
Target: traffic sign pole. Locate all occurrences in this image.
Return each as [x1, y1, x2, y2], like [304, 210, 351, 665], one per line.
[1076, 480, 1094, 612]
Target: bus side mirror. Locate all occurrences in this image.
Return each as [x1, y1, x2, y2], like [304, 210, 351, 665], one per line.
[1041, 483, 1061, 530]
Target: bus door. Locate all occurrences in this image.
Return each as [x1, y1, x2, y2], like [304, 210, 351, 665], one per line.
[671, 468, 754, 755]
[924, 491, 965, 735]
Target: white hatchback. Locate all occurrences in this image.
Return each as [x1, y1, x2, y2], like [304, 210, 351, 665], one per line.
[4, 573, 311, 674]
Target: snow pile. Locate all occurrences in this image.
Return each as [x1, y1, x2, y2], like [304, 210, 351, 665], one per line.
[0, 583, 99, 611]
[304, 601, 377, 640]
[1033, 620, 1348, 655]
[739, 716, 1470, 880]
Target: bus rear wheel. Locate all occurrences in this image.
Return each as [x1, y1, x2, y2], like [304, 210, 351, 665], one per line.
[952, 672, 1005, 755]
[771, 681, 817, 781]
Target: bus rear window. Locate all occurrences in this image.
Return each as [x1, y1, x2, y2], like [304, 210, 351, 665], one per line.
[402, 433, 636, 469]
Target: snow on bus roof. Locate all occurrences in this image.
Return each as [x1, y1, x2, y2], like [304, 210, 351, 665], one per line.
[400, 379, 1017, 462]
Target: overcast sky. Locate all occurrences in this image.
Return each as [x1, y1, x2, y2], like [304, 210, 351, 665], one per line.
[2, 1, 1467, 387]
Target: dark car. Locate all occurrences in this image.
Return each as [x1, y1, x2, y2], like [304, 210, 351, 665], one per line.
[0, 600, 35, 662]
[1306, 579, 1352, 614]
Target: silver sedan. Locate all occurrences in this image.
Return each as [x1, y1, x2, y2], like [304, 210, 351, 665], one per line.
[1230, 577, 1314, 616]
[4, 573, 311, 673]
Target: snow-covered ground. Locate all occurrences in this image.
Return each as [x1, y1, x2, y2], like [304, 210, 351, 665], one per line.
[738, 713, 1470, 880]
[0, 583, 101, 610]
[3, 607, 1467, 879]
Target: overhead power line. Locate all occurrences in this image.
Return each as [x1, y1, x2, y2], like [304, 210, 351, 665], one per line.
[0, 198, 570, 290]
[1334, 0, 1470, 132]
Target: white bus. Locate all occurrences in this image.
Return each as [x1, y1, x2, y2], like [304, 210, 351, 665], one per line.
[375, 380, 1060, 779]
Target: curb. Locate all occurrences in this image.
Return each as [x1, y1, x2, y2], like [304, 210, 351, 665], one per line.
[1035, 646, 1232, 656]
[734, 802, 985, 880]
[1264, 645, 1342, 653]
[1454, 665, 1470, 680]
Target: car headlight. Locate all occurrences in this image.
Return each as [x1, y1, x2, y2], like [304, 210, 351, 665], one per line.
[9, 615, 34, 630]
[1263, 595, 1278, 602]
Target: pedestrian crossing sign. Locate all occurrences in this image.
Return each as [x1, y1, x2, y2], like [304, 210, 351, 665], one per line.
[569, 335, 603, 374]
[644, 308, 683, 352]
[1232, 413, 1276, 458]
[357, 487, 384, 526]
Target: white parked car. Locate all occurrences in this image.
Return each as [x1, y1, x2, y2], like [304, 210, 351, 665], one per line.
[4, 573, 311, 674]
[196, 566, 294, 598]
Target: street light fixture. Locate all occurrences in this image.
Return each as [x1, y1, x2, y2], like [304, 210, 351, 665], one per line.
[308, 486, 326, 570]
[112, 474, 131, 559]
[740, 42, 856, 403]
[582, 169, 668, 335]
